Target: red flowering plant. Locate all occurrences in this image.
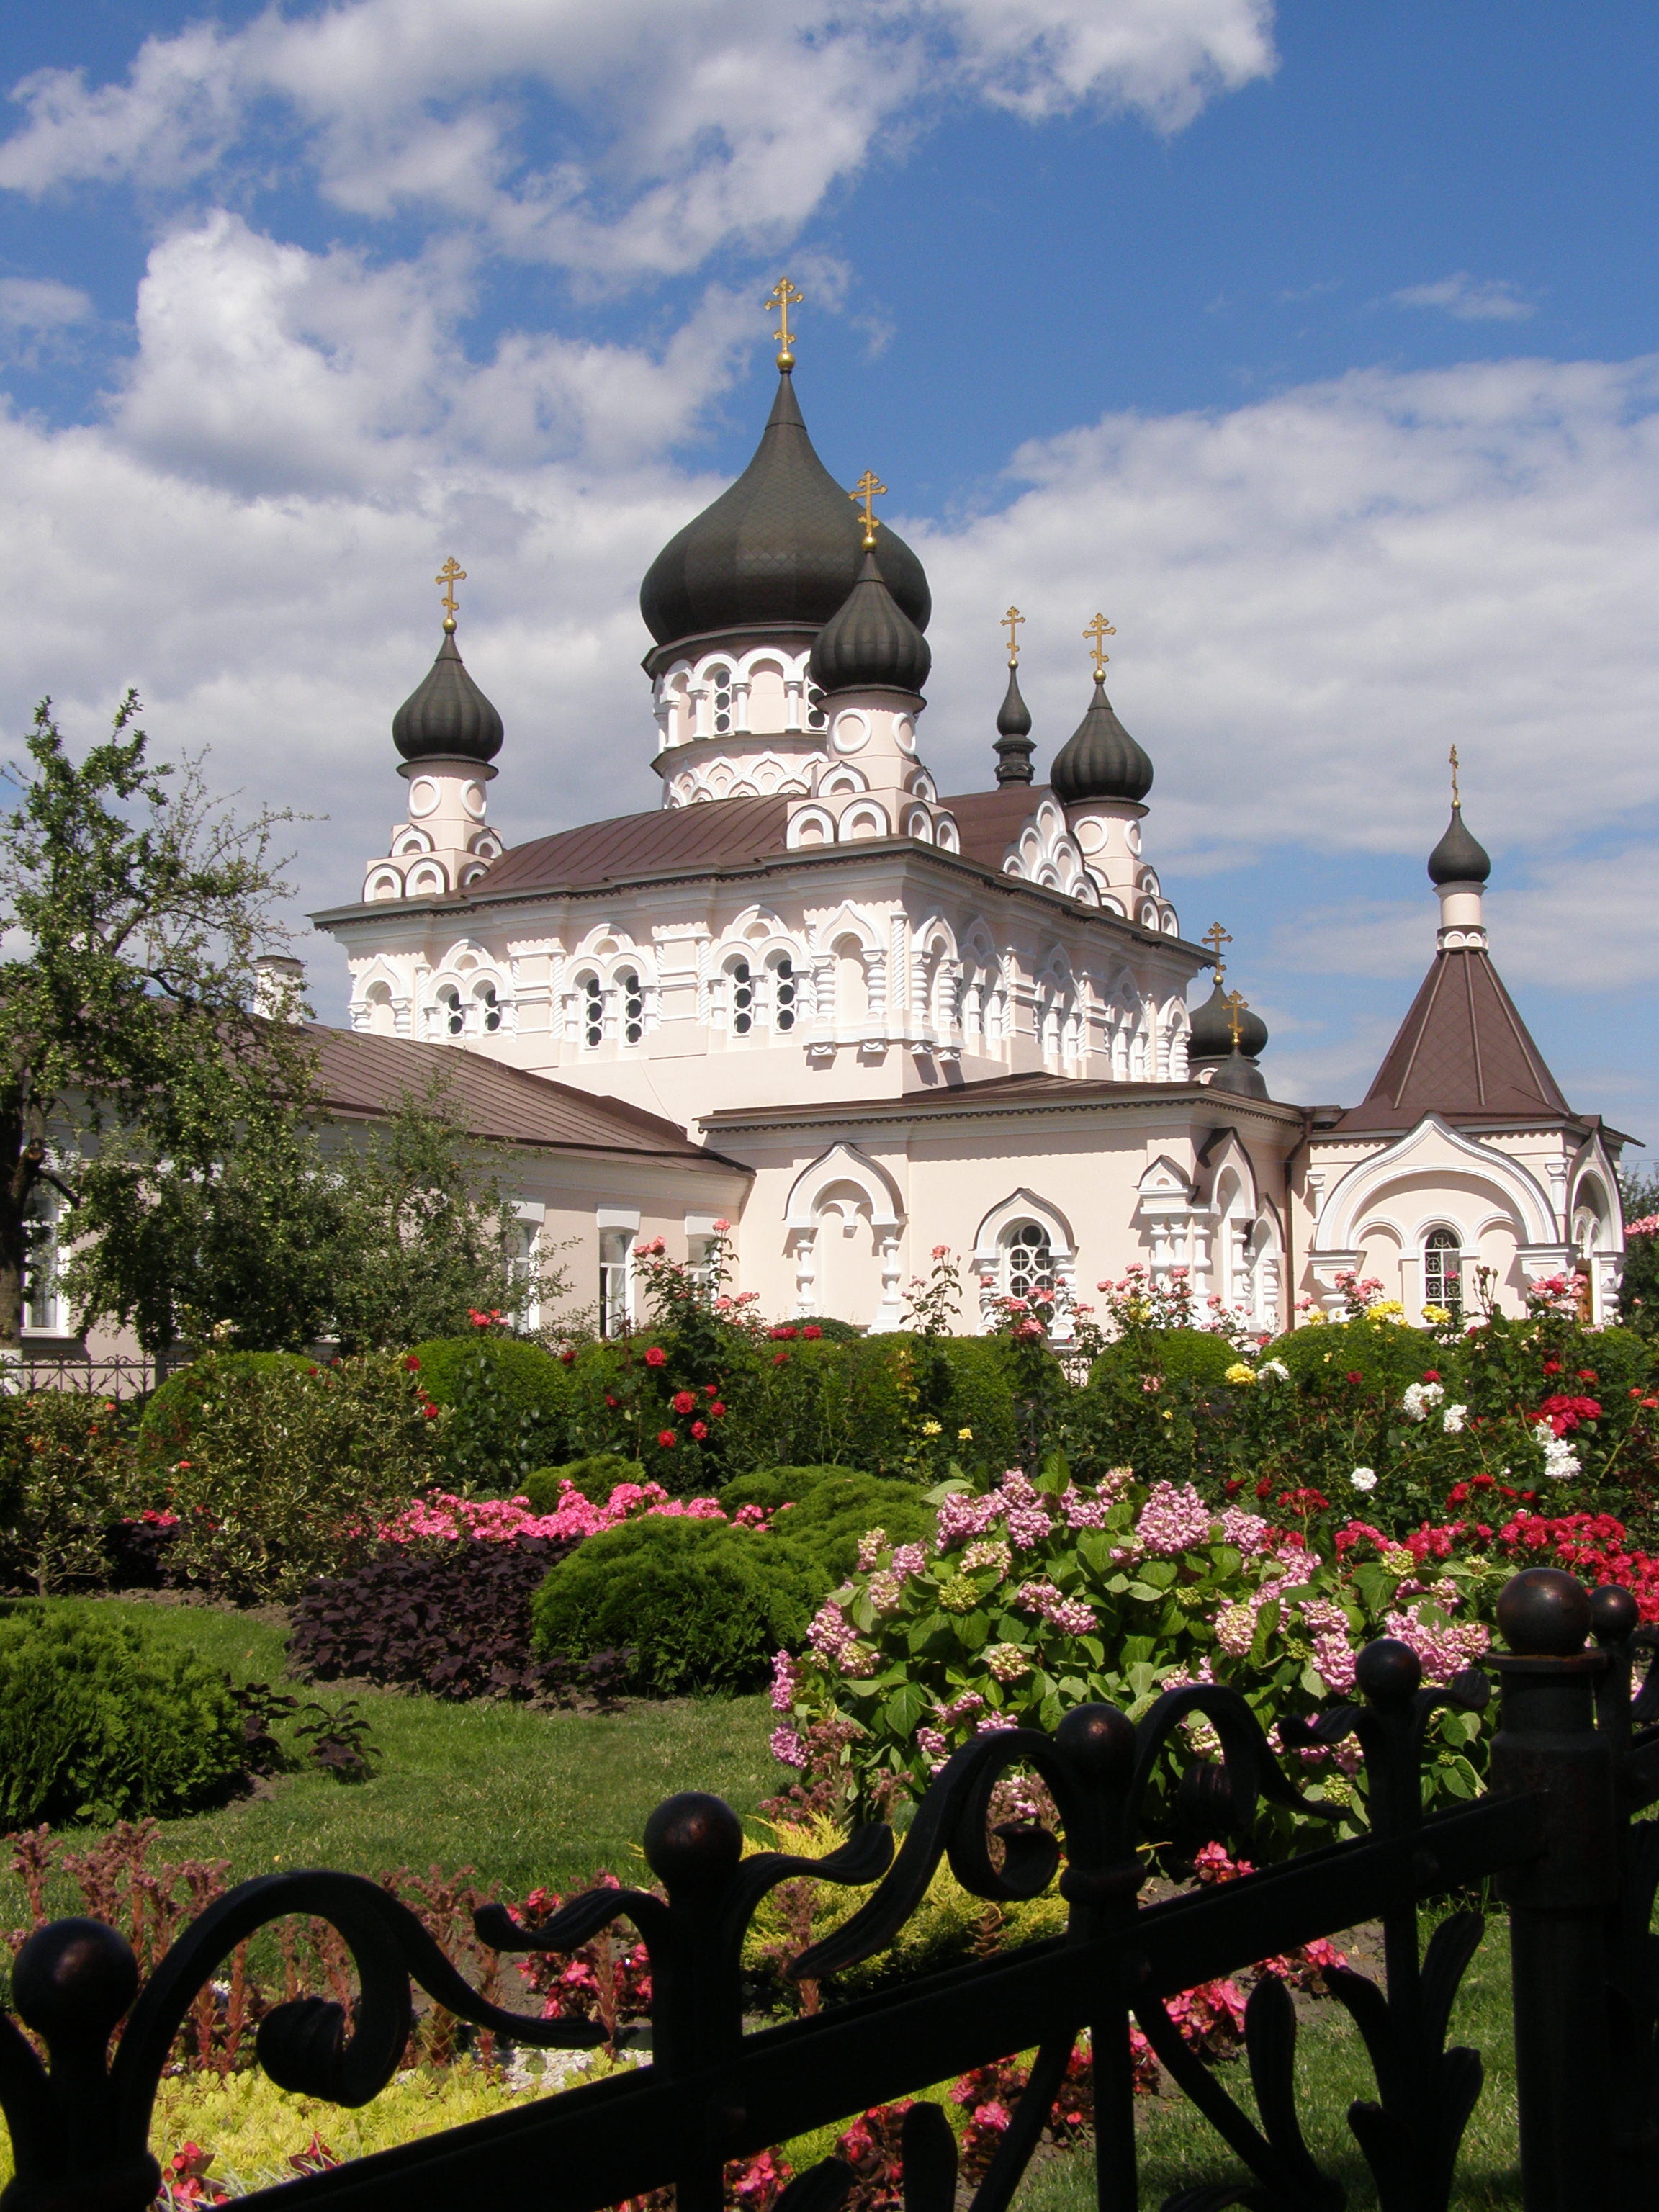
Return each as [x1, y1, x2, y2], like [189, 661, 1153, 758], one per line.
[508, 1871, 655, 2054]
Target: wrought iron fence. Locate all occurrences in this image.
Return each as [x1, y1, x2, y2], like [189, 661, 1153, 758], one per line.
[2, 1563, 1652, 2212]
[4, 1352, 158, 1399]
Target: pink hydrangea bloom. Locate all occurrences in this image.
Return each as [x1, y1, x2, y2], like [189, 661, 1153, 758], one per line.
[1299, 1598, 1359, 1694]
[1136, 1481, 1217, 1557]
[806, 1602, 858, 1668]
[890, 1544, 927, 1580]
[1383, 1601, 1491, 1685]
[770, 1650, 800, 1714]
[1217, 1506, 1272, 1556]
[770, 1727, 806, 1768]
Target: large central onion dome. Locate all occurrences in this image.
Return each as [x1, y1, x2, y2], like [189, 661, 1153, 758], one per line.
[1050, 675, 1153, 806]
[640, 370, 931, 649]
[392, 626, 503, 763]
[809, 546, 931, 696]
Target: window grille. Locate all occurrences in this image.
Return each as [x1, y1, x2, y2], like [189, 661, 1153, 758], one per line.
[436, 984, 463, 1036]
[477, 984, 502, 1033]
[1424, 1228, 1462, 1315]
[711, 666, 732, 734]
[24, 1183, 58, 1331]
[1004, 1223, 1054, 1303]
[772, 956, 796, 1031]
[583, 977, 603, 1048]
[730, 961, 754, 1036]
[599, 1229, 631, 1338]
[619, 971, 644, 1046]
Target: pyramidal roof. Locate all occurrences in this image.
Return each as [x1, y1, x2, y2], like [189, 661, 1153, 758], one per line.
[1334, 947, 1571, 1133]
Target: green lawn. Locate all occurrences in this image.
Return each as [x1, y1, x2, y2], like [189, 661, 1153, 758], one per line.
[1, 1598, 778, 1914]
[3, 1599, 1527, 2206]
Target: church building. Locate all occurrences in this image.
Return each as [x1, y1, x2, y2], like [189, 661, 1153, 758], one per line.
[309, 294, 1631, 1341]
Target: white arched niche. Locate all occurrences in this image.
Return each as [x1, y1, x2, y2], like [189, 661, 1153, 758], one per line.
[784, 1143, 905, 1329]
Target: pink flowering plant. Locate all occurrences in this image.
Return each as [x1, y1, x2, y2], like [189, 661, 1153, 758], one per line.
[773, 1454, 1507, 1852]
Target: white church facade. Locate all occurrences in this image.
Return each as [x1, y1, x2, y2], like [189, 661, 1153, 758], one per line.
[302, 327, 1630, 1343]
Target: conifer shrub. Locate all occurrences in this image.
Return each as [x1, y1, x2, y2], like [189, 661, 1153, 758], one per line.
[521, 1456, 646, 1511]
[0, 1604, 246, 1827]
[531, 1518, 822, 1694]
[721, 1467, 935, 1580]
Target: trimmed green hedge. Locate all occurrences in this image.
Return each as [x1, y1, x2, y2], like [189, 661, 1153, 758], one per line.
[531, 1518, 821, 1694]
[721, 1466, 935, 1578]
[408, 1336, 574, 1488]
[1089, 1328, 1238, 1388]
[0, 1604, 246, 1827]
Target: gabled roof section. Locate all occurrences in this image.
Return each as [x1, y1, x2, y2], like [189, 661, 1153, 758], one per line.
[309, 1025, 734, 1164]
[1333, 948, 1571, 1134]
[940, 784, 1059, 871]
[478, 797, 790, 897]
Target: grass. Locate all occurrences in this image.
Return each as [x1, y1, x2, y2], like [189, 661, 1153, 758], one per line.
[1, 1597, 778, 1913]
[2, 1598, 1527, 2206]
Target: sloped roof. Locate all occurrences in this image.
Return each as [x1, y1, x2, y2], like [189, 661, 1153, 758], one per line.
[1334, 948, 1571, 1134]
[938, 784, 1060, 871]
[477, 796, 790, 898]
[703, 1066, 1302, 1132]
[309, 1025, 736, 1165]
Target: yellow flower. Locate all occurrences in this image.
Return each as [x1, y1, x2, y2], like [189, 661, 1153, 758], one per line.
[1224, 1362, 1256, 1385]
[921, 1419, 943, 1436]
[1421, 1303, 1452, 1326]
[957, 1426, 973, 1441]
[1305, 1310, 1328, 1326]
[1370, 1300, 1406, 1321]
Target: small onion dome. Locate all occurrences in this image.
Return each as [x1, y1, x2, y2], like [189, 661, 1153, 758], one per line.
[994, 665, 1035, 784]
[1208, 1046, 1270, 1100]
[639, 370, 931, 648]
[1050, 675, 1153, 806]
[808, 546, 932, 697]
[1427, 802, 1491, 886]
[1188, 977, 1269, 1061]
[392, 628, 503, 764]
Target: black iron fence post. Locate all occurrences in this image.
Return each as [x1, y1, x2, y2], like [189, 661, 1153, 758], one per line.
[1490, 1566, 1621, 2210]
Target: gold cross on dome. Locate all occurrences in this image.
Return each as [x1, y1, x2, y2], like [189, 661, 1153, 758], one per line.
[435, 556, 466, 628]
[1449, 742, 1461, 805]
[1084, 611, 1116, 678]
[765, 276, 804, 367]
[1202, 921, 1232, 978]
[1223, 987, 1249, 1048]
[851, 469, 886, 547]
[1002, 606, 1025, 665]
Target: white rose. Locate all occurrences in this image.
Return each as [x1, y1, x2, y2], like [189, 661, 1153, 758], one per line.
[1349, 1467, 1378, 1493]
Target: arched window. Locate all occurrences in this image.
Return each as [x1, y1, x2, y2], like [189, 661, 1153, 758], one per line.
[619, 970, 644, 1046]
[709, 665, 732, 735]
[770, 953, 796, 1032]
[1003, 1222, 1054, 1303]
[1424, 1228, 1462, 1316]
[436, 984, 463, 1037]
[474, 982, 502, 1033]
[598, 1230, 631, 1337]
[583, 976, 603, 1048]
[729, 960, 755, 1035]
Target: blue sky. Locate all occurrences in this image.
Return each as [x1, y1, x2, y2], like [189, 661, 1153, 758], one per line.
[2, 1, 1657, 1144]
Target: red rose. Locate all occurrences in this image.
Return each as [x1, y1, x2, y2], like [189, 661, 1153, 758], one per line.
[710, 1401, 727, 1417]
[803, 1325, 822, 1339]
[773, 1352, 791, 1367]
[1345, 1371, 1363, 1385]
[422, 1406, 439, 1420]
[605, 1393, 619, 1408]
[657, 1429, 678, 1448]
[691, 1421, 709, 1440]
[404, 1354, 421, 1370]
[673, 1390, 697, 1415]
[645, 1346, 667, 1367]
[559, 1347, 575, 1365]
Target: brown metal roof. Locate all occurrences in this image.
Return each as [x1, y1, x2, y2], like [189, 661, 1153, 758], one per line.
[308, 1025, 736, 1164]
[940, 785, 1060, 871]
[704, 1067, 1302, 1131]
[481, 796, 790, 896]
[1332, 948, 1573, 1135]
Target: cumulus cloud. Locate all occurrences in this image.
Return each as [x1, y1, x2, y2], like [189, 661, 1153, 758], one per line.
[0, 1, 1276, 274]
[0, 276, 93, 332]
[1391, 272, 1536, 323]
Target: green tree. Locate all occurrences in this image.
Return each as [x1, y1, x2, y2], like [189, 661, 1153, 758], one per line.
[0, 697, 308, 1354]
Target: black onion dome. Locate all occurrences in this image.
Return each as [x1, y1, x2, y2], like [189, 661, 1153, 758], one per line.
[1189, 977, 1269, 1061]
[1050, 676, 1153, 806]
[639, 372, 931, 648]
[808, 547, 932, 696]
[1428, 803, 1491, 886]
[1208, 1048, 1270, 1100]
[994, 665, 1035, 784]
[392, 629, 503, 764]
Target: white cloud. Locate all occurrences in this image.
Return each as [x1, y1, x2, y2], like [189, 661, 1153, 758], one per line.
[1391, 272, 1536, 323]
[0, 1, 1277, 276]
[0, 276, 93, 332]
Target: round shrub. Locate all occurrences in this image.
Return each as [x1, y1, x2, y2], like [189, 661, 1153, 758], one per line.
[139, 1352, 315, 1460]
[0, 1604, 246, 1828]
[521, 1456, 647, 1511]
[723, 1467, 935, 1580]
[1089, 1328, 1238, 1389]
[531, 1519, 821, 1694]
[899, 1335, 1022, 1473]
[408, 1337, 574, 1488]
[1264, 1315, 1442, 1398]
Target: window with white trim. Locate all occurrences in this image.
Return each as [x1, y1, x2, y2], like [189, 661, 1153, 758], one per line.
[436, 984, 463, 1036]
[583, 976, 603, 1048]
[475, 982, 502, 1033]
[619, 970, 644, 1046]
[1002, 1222, 1054, 1302]
[770, 954, 796, 1031]
[1423, 1228, 1462, 1316]
[710, 665, 732, 734]
[729, 960, 755, 1035]
[599, 1229, 631, 1337]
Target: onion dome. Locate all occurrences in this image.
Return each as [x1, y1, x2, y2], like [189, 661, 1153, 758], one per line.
[808, 546, 932, 697]
[1428, 802, 1491, 886]
[1189, 978, 1269, 1061]
[1208, 1046, 1270, 1100]
[639, 371, 931, 649]
[1050, 675, 1153, 806]
[994, 665, 1035, 784]
[392, 626, 503, 764]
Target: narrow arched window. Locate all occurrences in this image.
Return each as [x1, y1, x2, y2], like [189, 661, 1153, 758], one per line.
[770, 954, 796, 1032]
[1003, 1222, 1054, 1303]
[729, 960, 754, 1035]
[583, 976, 603, 1048]
[619, 970, 644, 1046]
[1424, 1228, 1462, 1316]
[436, 984, 463, 1037]
[475, 983, 502, 1033]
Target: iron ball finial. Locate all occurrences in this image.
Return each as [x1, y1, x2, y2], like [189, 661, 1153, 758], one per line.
[1588, 1583, 1640, 1644]
[642, 1791, 745, 1889]
[12, 1917, 139, 2046]
[1355, 1637, 1424, 1710]
[1497, 1567, 1592, 1655]
[1055, 1701, 1136, 1784]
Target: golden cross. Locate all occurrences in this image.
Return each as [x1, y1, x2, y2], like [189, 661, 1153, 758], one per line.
[435, 556, 466, 629]
[1202, 921, 1232, 978]
[765, 276, 804, 367]
[1223, 988, 1249, 1048]
[1084, 611, 1116, 678]
[1002, 606, 1025, 666]
[850, 469, 886, 547]
[1449, 742, 1460, 806]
